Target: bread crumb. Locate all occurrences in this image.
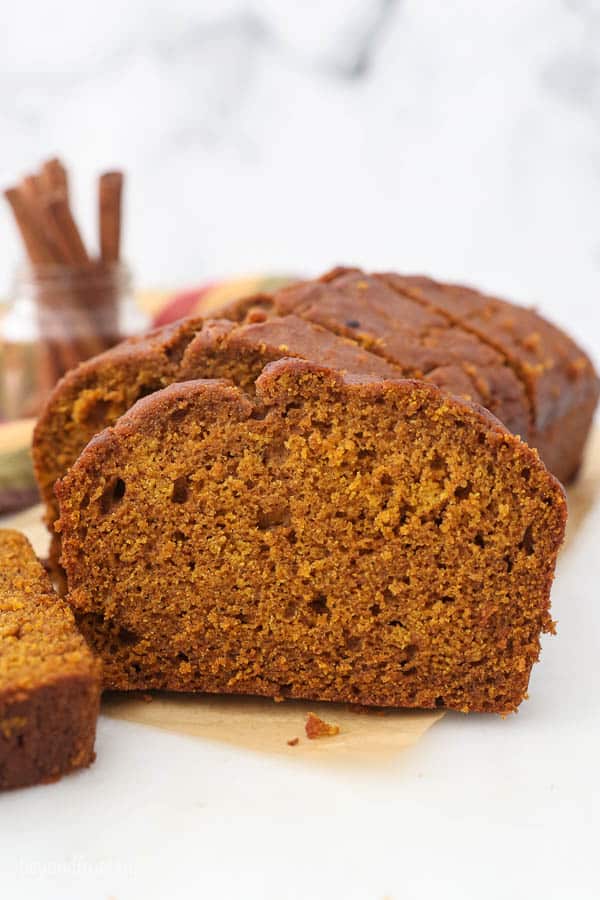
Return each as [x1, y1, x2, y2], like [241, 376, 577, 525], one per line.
[305, 712, 340, 739]
[287, 737, 299, 747]
[141, 693, 153, 703]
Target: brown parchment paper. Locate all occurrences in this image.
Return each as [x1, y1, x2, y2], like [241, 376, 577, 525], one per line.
[4, 427, 598, 764]
[102, 692, 444, 763]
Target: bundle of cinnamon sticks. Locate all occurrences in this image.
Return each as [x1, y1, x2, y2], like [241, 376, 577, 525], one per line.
[4, 158, 123, 272]
[3, 158, 129, 414]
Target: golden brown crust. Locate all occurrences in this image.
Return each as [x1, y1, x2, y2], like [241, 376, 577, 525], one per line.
[271, 271, 530, 440]
[377, 271, 600, 482]
[57, 360, 566, 714]
[0, 530, 101, 789]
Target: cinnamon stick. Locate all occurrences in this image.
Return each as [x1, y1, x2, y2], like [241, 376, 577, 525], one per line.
[3, 188, 56, 265]
[18, 176, 64, 263]
[40, 158, 69, 199]
[99, 171, 123, 263]
[20, 174, 42, 204]
[43, 191, 90, 265]
[34, 179, 99, 365]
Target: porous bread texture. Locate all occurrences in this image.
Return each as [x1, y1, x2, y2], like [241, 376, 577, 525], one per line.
[56, 360, 567, 714]
[33, 316, 205, 533]
[0, 530, 101, 789]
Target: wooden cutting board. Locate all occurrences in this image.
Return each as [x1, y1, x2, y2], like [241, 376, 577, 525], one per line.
[4, 429, 599, 765]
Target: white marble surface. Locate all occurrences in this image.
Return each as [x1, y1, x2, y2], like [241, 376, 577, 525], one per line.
[1, 3, 600, 898]
[1, 0, 600, 358]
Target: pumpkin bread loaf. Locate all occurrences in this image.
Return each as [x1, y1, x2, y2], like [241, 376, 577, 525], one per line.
[33, 310, 524, 570]
[226, 268, 598, 483]
[56, 361, 567, 713]
[33, 271, 597, 539]
[0, 530, 101, 790]
[33, 269, 596, 574]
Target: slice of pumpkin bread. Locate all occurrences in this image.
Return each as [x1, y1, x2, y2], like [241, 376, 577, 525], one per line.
[0, 530, 101, 790]
[56, 361, 566, 713]
[35, 312, 495, 571]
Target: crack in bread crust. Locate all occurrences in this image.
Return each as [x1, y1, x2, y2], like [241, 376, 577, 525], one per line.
[268, 270, 530, 441]
[376, 270, 600, 481]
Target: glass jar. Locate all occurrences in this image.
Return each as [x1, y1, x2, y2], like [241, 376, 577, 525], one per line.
[0, 262, 148, 420]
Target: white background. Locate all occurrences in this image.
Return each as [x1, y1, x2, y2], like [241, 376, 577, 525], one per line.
[1, 0, 600, 358]
[1, 2, 599, 898]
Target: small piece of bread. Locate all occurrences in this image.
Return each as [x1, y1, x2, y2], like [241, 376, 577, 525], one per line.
[305, 713, 340, 739]
[0, 531, 101, 790]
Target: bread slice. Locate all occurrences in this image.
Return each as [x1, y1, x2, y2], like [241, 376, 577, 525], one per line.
[33, 316, 204, 535]
[0, 530, 101, 789]
[35, 312, 503, 571]
[56, 360, 566, 713]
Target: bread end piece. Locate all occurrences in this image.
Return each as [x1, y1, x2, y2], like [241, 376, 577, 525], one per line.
[0, 530, 101, 790]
